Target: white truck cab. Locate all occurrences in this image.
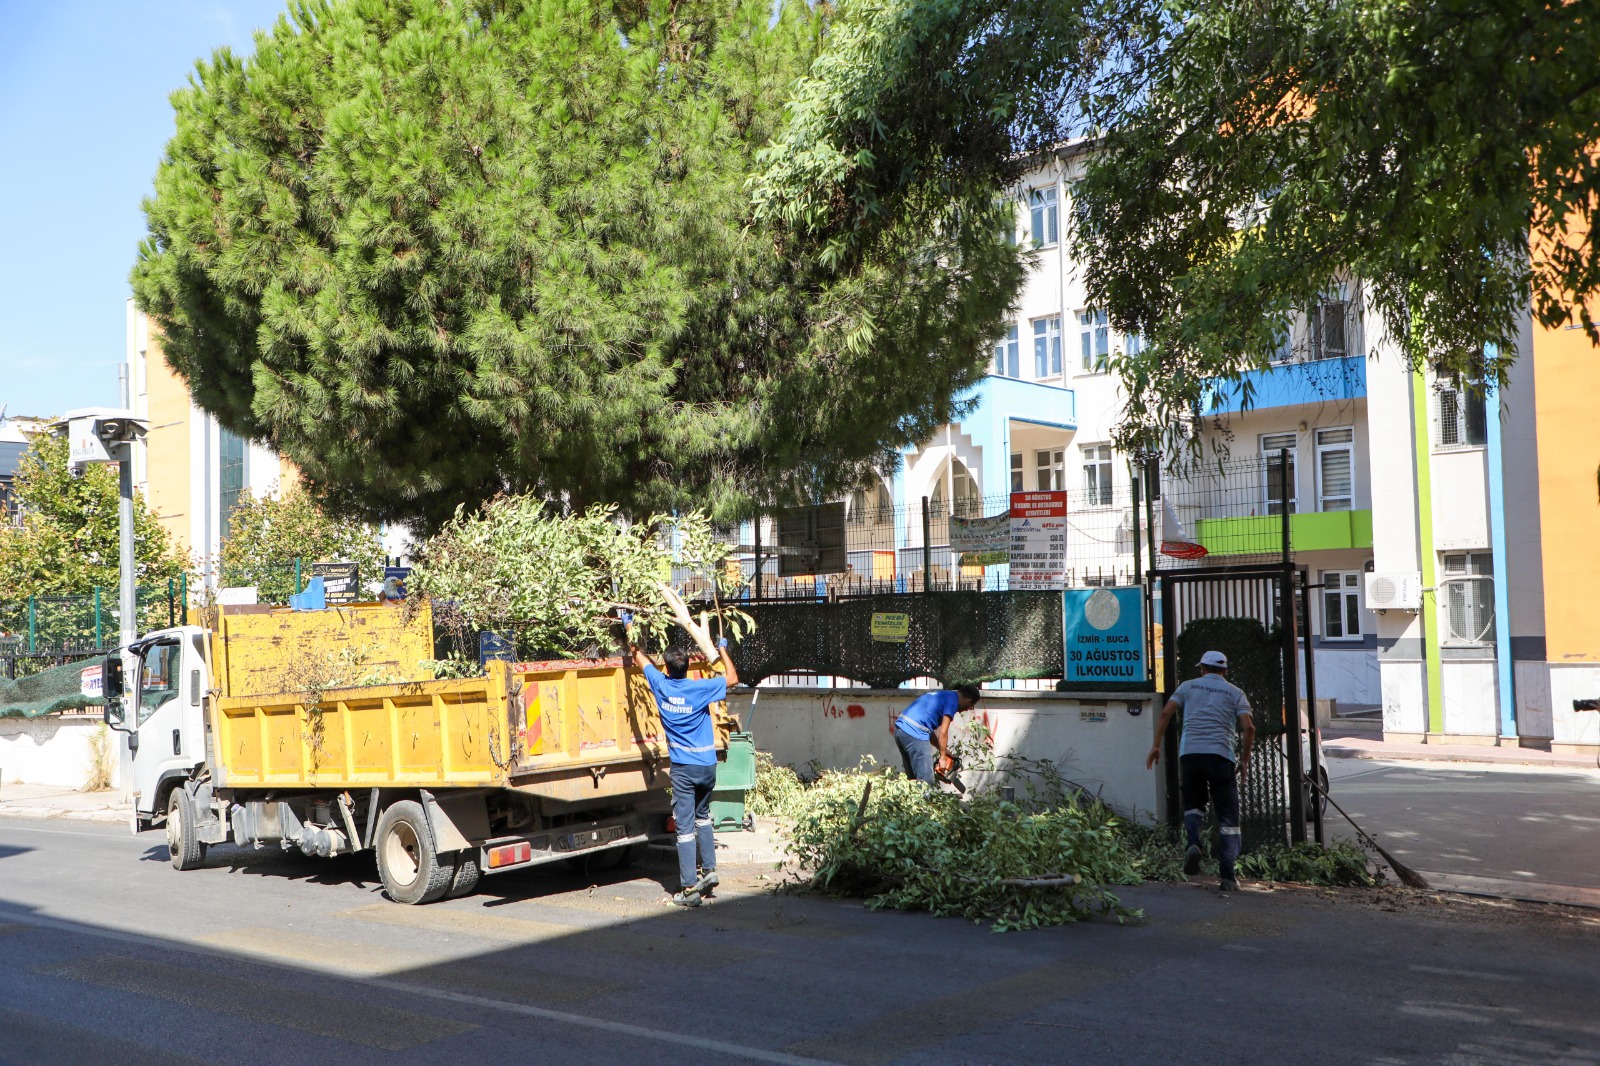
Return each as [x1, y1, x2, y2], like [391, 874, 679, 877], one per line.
[104, 626, 210, 831]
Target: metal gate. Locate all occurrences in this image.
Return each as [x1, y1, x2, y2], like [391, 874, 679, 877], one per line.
[1157, 566, 1320, 852]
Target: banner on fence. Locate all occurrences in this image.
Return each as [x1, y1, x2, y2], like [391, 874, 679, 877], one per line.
[1009, 492, 1068, 590]
[312, 561, 360, 604]
[950, 513, 1010, 566]
[1062, 586, 1147, 684]
[869, 612, 910, 643]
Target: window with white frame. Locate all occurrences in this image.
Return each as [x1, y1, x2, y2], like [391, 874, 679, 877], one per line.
[1320, 570, 1363, 640]
[993, 323, 1020, 378]
[1078, 309, 1110, 372]
[1010, 453, 1024, 492]
[1028, 186, 1059, 247]
[1036, 448, 1065, 491]
[1123, 332, 1146, 356]
[1436, 384, 1487, 447]
[1309, 299, 1348, 360]
[1260, 432, 1297, 515]
[1441, 552, 1495, 644]
[1032, 316, 1062, 378]
[1082, 444, 1114, 506]
[1315, 427, 1354, 511]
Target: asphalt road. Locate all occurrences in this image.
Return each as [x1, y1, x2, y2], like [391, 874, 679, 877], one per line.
[1325, 759, 1600, 892]
[3, 815, 1600, 1065]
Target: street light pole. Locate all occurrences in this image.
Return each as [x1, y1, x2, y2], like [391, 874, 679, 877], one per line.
[117, 439, 138, 656]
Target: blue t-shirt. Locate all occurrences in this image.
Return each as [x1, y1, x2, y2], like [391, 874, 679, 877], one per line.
[895, 690, 960, 741]
[1172, 674, 1252, 761]
[643, 664, 727, 766]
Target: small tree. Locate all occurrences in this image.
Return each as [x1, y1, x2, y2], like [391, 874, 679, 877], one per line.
[0, 431, 188, 641]
[411, 498, 749, 662]
[217, 485, 387, 604]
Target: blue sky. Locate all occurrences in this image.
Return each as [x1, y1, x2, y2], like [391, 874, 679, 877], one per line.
[0, 0, 288, 419]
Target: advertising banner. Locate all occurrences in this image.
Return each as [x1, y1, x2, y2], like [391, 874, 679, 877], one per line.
[1008, 491, 1068, 590]
[1062, 586, 1147, 684]
[869, 612, 910, 643]
[311, 561, 360, 605]
[950, 513, 1010, 566]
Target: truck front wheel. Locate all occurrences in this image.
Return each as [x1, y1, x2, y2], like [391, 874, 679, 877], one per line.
[166, 789, 207, 871]
[375, 800, 453, 905]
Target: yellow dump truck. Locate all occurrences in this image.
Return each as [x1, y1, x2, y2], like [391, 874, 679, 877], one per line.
[102, 602, 728, 903]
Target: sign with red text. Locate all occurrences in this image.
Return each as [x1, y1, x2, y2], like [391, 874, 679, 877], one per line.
[1008, 491, 1068, 590]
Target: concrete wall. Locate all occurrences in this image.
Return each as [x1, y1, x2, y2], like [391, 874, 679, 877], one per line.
[730, 688, 1164, 822]
[0, 716, 118, 790]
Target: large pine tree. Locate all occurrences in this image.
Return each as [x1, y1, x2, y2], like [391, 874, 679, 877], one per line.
[132, 0, 1024, 528]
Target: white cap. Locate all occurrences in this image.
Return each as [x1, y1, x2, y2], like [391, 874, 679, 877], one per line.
[1199, 650, 1229, 669]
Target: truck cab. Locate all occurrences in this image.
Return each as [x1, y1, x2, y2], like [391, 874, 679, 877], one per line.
[104, 626, 210, 831]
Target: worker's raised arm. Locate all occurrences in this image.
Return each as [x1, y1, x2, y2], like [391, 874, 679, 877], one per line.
[619, 611, 652, 671]
[717, 638, 739, 688]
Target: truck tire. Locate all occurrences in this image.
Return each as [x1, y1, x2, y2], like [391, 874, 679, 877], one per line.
[445, 852, 481, 899]
[375, 800, 453, 905]
[166, 789, 207, 871]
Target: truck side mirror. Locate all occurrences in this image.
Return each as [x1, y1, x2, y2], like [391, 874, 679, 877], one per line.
[103, 701, 125, 728]
[103, 654, 125, 698]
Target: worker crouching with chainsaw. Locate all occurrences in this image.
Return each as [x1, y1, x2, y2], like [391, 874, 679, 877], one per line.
[1145, 650, 1255, 892]
[893, 685, 981, 785]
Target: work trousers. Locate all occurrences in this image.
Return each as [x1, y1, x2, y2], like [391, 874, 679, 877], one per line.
[670, 762, 718, 890]
[1180, 753, 1242, 878]
[894, 729, 937, 784]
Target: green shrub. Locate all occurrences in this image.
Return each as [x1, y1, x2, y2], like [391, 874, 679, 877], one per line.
[1235, 839, 1379, 886]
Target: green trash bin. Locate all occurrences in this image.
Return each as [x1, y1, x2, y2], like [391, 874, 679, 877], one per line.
[710, 731, 756, 831]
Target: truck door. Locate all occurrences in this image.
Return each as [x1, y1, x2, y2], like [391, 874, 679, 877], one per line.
[129, 638, 202, 819]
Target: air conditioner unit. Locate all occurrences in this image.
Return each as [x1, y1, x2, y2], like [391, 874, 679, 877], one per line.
[1365, 571, 1422, 611]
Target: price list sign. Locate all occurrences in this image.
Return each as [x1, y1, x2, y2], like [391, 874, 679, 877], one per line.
[1008, 491, 1068, 590]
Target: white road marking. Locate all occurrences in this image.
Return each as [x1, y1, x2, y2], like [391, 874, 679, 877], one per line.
[1409, 965, 1522, 983]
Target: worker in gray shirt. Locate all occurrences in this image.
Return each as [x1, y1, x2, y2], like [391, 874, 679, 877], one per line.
[1145, 650, 1256, 891]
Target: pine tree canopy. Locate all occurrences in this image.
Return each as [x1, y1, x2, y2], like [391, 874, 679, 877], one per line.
[132, 0, 1025, 529]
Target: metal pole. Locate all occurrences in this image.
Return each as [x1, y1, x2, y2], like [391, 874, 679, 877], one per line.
[94, 587, 103, 648]
[1130, 475, 1144, 591]
[28, 596, 35, 653]
[751, 516, 761, 602]
[294, 556, 303, 597]
[1143, 457, 1158, 573]
[1300, 570, 1325, 846]
[921, 496, 932, 593]
[1279, 448, 1307, 841]
[118, 444, 137, 652]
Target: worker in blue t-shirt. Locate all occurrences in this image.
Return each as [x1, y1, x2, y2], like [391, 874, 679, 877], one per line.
[625, 621, 740, 908]
[893, 685, 981, 784]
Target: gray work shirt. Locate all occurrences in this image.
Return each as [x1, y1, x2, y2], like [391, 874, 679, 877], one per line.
[1172, 674, 1252, 761]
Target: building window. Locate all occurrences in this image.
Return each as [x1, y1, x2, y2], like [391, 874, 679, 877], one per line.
[1309, 299, 1347, 360]
[1036, 449, 1065, 491]
[1082, 444, 1114, 506]
[993, 323, 1020, 378]
[1123, 332, 1146, 356]
[1032, 316, 1062, 378]
[219, 428, 247, 539]
[931, 459, 981, 518]
[1315, 427, 1354, 511]
[0, 478, 16, 524]
[1078, 309, 1110, 372]
[1028, 186, 1059, 247]
[1320, 570, 1363, 641]
[1437, 384, 1487, 448]
[1441, 552, 1495, 644]
[1260, 432, 1297, 515]
[1010, 453, 1024, 493]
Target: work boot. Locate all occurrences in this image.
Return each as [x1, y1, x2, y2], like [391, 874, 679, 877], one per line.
[1219, 877, 1240, 892]
[1183, 845, 1202, 877]
[670, 888, 702, 908]
[695, 869, 720, 898]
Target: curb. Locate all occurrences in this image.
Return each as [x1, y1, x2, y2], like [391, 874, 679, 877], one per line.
[0, 805, 129, 824]
[1322, 746, 1598, 771]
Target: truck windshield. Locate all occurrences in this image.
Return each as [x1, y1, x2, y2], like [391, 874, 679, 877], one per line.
[138, 643, 182, 725]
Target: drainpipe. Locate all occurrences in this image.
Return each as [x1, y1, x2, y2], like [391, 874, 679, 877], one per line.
[1484, 345, 1516, 742]
[1410, 364, 1445, 735]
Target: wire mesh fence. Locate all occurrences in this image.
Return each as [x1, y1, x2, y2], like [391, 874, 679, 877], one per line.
[1151, 451, 1299, 570]
[711, 488, 1147, 601]
[0, 581, 187, 657]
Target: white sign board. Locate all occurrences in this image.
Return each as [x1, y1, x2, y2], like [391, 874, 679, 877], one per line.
[80, 664, 103, 698]
[217, 586, 260, 606]
[1008, 491, 1068, 590]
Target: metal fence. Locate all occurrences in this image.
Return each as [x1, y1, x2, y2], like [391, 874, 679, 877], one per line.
[712, 488, 1146, 601]
[1150, 451, 1298, 570]
[0, 580, 187, 656]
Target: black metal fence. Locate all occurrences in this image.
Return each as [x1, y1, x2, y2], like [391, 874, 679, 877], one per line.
[730, 591, 1066, 689]
[1151, 451, 1300, 570]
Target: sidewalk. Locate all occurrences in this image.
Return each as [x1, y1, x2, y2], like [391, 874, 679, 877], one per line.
[0, 781, 130, 823]
[1321, 728, 1600, 771]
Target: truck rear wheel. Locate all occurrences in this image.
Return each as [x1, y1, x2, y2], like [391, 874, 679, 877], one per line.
[166, 789, 207, 871]
[375, 800, 453, 905]
[445, 853, 481, 899]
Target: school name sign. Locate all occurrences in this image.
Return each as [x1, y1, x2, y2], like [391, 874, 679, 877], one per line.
[1062, 587, 1148, 684]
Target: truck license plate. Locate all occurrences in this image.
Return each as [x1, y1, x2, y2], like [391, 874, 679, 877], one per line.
[561, 825, 626, 852]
